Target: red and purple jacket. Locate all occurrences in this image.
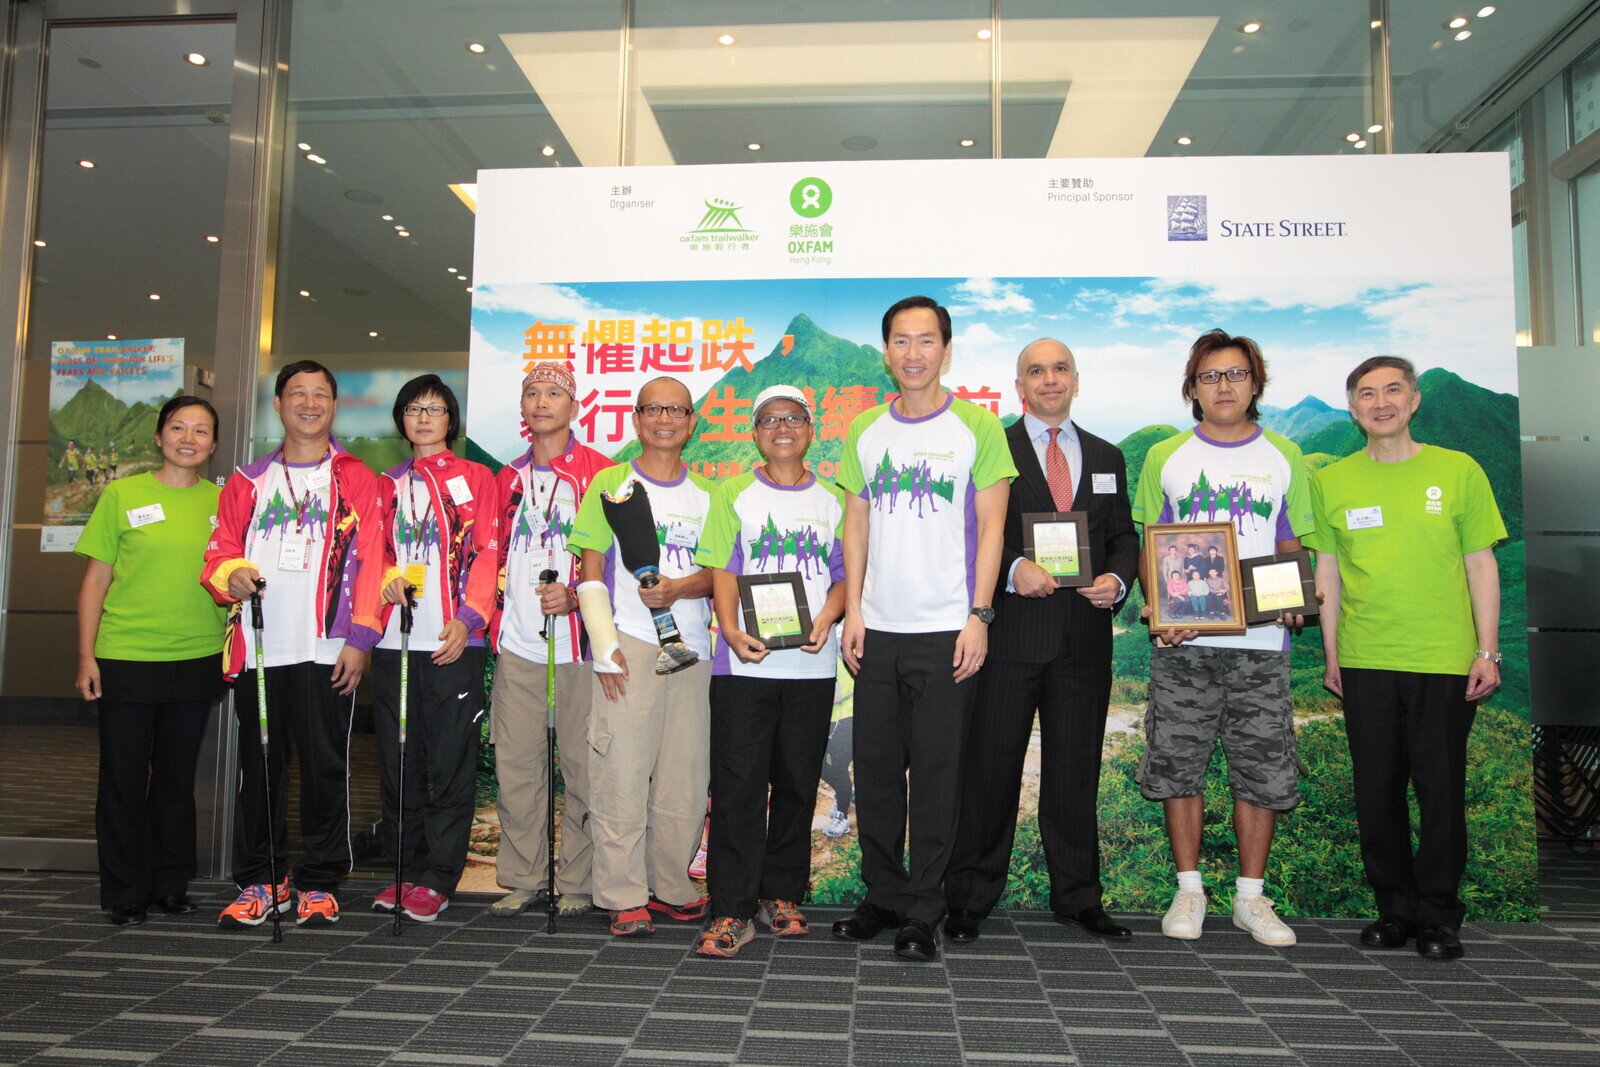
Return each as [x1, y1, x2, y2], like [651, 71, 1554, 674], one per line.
[363, 449, 500, 643]
[201, 439, 385, 681]
[490, 433, 612, 655]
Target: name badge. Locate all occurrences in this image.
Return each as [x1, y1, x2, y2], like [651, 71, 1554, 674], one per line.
[303, 467, 331, 492]
[127, 503, 165, 528]
[665, 523, 699, 549]
[403, 562, 428, 590]
[446, 475, 473, 504]
[1346, 506, 1384, 530]
[1092, 473, 1117, 494]
[278, 532, 312, 571]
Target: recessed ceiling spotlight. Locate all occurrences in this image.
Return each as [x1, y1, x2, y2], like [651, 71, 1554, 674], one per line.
[1354, 140, 1368, 149]
[1345, 132, 1360, 142]
[1241, 20, 1263, 34]
[1370, 19, 1382, 29]
[540, 145, 556, 157]
[106, 334, 117, 340]
[148, 293, 160, 301]
[1447, 17, 1469, 30]
[33, 239, 45, 247]
[397, 229, 411, 237]
[746, 142, 762, 151]
[77, 159, 95, 169]
[305, 152, 327, 165]
[716, 33, 735, 46]
[394, 224, 405, 231]
[1176, 135, 1193, 146]
[1478, 6, 1496, 16]
[298, 289, 310, 297]
[465, 286, 474, 293]
[205, 234, 219, 242]
[296, 142, 311, 151]
[382, 214, 394, 221]
[447, 267, 458, 273]
[960, 138, 976, 147]
[368, 330, 379, 337]
[183, 52, 208, 66]
[976, 28, 992, 41]
[466, 41, 487, 54]
[1456, 29, 1472, 41]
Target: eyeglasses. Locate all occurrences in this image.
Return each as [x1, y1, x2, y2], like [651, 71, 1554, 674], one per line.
[754, 413, 811, 430]
[1192, 367, 1252, 385]
[403, 404, 448, 418]
[635, 403, 693, 420]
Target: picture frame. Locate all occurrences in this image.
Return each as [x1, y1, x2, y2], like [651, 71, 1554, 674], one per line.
[1141, 522, 1247, 636]
[737, 572, 813, 651]
[1238, 548, 1318, 626]
[1022, 511, 1094, 588]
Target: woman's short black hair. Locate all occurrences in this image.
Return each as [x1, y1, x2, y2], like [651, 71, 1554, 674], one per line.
[156, 394, 219, 435]
[392, 374, 460, 445]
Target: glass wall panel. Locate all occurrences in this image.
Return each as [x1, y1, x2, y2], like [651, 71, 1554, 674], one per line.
[1001, 1, 1372, 158]
[1573, 165, 1600, 342]
[1570, 37, 1600, 144]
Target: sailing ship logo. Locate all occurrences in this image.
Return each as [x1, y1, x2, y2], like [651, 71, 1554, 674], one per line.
[1166, 195, 1207, 241]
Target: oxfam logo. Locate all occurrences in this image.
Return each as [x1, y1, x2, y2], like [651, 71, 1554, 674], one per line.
[1426, 486, 1443, 500]
[791, 177, 832, 218]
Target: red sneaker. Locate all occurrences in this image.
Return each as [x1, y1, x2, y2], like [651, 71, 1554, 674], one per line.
[217, 881, 289, 928]
[372, 882, 413, 912]
[609, 905, 655, 936]
[648, 895, 709, 922]
[401, 885, 449, 923]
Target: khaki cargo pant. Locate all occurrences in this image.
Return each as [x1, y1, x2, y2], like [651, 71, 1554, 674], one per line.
[587, 632, 710, 912]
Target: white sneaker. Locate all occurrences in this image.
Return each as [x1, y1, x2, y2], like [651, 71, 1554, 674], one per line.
[1161, 889, 1207, 940]
[1233, 894, 1296, 947]
[824, 807, 850, 839]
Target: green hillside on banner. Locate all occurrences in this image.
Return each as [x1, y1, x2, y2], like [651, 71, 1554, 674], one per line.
[47, 379, 167, 480]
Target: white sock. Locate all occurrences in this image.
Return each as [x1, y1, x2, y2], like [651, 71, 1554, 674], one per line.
[1176, 870, 1203, 894]
[1236, 876, 1265, 900]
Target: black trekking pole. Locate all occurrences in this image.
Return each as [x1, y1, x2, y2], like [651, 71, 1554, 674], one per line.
[394, 585, 415, 937]
[249, 578, 282, 944]
[539, 568, 559, 934]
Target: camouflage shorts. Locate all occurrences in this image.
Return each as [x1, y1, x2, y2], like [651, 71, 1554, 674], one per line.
[1140, 644, 1300, 811]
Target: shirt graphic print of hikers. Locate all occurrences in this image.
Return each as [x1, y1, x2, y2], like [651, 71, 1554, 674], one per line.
[747, 514, 832, 579]
[868, 451, 956, 517]
[1178, 471, 1272, 535]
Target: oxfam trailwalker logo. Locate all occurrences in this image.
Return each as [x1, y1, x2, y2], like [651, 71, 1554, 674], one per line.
[681, 196, 760, 253]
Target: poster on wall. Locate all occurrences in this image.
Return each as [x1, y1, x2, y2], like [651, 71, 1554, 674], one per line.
[42, 338, 185, 552]
[466, 156, 1536, 919]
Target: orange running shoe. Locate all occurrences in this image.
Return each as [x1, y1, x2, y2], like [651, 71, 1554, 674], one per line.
[217, 881, 290, 928]
[609, 905, 655, 936]
[758, 899, 809, 936]
[296, 890, 340, 927]
[695, 917, 754, 958]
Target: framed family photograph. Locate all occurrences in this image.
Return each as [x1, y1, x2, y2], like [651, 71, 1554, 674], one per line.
[737, 572, 813, 651]
[1238, 549, 1318, 626]
[1022, 511, 1094, 588]
[1142, 522, 1247, 636]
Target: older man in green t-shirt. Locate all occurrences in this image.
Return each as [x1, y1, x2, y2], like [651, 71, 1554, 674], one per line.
[1307, 355, 1506, 963]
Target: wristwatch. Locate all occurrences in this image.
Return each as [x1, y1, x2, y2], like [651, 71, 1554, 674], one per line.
[1475, 649, 1502, 664]
[970, 606, 995, 625]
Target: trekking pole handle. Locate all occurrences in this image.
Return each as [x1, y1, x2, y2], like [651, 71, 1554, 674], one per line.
[249, 578, 266, 630]
[400, 585, 416, 634]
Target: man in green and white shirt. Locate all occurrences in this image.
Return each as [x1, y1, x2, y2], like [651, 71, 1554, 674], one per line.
[831, 296, 1015, 962]
[1132, 329, 1314, 948]
[1308, 355, 1504, 962]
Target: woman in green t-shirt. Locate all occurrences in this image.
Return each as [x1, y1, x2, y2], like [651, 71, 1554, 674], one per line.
[75, 396, 227, 927]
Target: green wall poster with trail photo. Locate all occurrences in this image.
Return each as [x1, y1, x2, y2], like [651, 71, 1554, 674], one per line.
[455, 158, 1534, 919]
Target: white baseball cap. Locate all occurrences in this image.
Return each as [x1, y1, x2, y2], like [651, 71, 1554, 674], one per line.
[752, 384, 809, 417]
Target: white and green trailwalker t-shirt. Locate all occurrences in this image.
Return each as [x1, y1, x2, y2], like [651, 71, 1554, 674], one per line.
[695, 468, 847, 680]
[567, 461, 715, 660]
[1132, 425, 1315, 652]
[836, 394, 1016, 633]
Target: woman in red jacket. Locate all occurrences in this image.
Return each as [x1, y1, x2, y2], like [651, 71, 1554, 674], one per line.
[366, 375, 500, 922]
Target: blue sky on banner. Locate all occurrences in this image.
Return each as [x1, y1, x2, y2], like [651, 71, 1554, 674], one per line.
[470, 273, 1513, 452]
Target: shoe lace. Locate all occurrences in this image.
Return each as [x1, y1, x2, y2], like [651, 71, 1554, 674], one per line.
[764, 899, 801, 920]
[1243, 896, 1281, 923]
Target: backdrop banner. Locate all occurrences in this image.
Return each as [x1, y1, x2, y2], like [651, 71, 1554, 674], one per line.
[465, 156, 1535, 920]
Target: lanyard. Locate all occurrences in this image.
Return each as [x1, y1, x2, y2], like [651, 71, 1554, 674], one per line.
[279, 447, 330, 533]
[404, 468, 433, 562]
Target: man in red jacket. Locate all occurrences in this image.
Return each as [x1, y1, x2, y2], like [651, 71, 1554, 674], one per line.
[201, 360, 385, 929]
[488, 363, 612, 917]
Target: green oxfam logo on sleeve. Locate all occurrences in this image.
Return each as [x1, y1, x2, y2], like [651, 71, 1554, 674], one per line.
[790, 177, 832, 218]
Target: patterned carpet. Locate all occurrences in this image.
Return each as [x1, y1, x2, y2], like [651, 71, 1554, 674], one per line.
[1, 871, 1598, 1066]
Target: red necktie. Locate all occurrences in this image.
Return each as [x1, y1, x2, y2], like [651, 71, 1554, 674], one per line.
[1046, 427, 1074, 511]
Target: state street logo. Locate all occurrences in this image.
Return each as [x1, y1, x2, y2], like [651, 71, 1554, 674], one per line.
[681, 196, 760, 252]
[1167, 195, 1207, 241]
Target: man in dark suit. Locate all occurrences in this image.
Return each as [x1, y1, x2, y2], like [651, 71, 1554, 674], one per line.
[944, 338, 1139, 942]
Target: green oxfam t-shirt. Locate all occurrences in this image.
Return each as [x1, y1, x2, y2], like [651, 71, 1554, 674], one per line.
[76, 473, 227, 661]
[1304, 445, 1506, 675]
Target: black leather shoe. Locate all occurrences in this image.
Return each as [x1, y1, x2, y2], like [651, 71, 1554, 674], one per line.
[831, 902, 897, 941]
[155, 895, 197, 915]
[108, 903, 146, 926]
[894, 919, 939, 962]
[944, 909, 982, 943]
[1416, 923, 1464, 960]
[1055, 905, 1133, 940]
[1359, 916, 1417, 949]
